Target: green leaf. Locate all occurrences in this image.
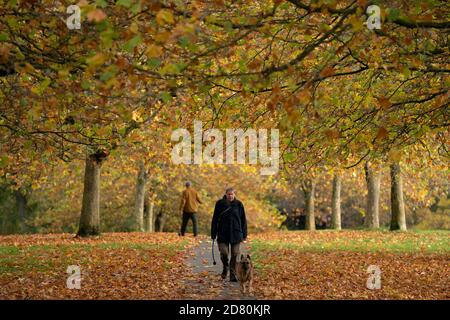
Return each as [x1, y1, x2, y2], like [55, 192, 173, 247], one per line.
[0, 155, 9, 168]
[100, 28, 116, 48]
[175, 62, 187, 73]
[160, 91, 173, 104]
[159, 63, 179, 75]
[224, 21, 233, 33]
[100, 71, 114, 81]
[0, 33, 9, 42]
[32, 78, 51, 95]
[117, 0, 132, 8]
[81, 80, 91, 90]
[147, 58, 161, 69]
[402, 66, 411, 78]
[178, 36, 190, 48]
[123, 34, 142, 52]
[96, 0, 108, 8]
[387, 8, 401, 21]
[283, 153, 295, 162]
[130, 1, 141, 14]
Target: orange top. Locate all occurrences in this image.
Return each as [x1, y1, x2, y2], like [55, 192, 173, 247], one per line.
[180, 187, 202, 213]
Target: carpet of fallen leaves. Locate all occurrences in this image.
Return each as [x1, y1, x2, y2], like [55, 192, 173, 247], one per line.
[1, 231, 449, 300]
[0, 232, 200, 299]
[250, 231, 450, 299]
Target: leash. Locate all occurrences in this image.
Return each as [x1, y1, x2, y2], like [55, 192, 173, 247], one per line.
[212, 239, 216, 265]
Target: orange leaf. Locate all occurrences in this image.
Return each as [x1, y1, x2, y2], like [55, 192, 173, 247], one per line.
[320, 66, 335, 78]
[376, 127, 388, 140]
[377, 97, 391, 109]
[87, 9, 107, 23]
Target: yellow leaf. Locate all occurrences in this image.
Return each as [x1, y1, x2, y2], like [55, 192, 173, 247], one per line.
[86, 53, 106, 67]
[145, 44, 163, 58]
[389, 149, 403, 161]
[132, 110, 142, 122]
[349, 15, 364, 31]
[155, 31, 171, 43]
[156, 9, 175, 25]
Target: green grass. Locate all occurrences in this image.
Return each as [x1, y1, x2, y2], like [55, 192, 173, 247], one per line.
[0, 239, 190, 274]
[250, 230, 450, 254]
[96, 240, 189, 251]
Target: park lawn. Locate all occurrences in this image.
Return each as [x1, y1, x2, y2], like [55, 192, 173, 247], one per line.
[0, 230, 448, 300]
[0, 232, 199, 299]
[249, 230, 450, 299]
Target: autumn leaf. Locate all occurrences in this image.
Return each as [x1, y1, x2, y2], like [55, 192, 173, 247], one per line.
[86, 53, 106, 67]
[325, 128, 340, 140]
[145, 44, 163, 58]
[320, 66, 335, 78]
[377, 97, 391, 109]
[156, 9, 175, 25]
[349, 15, 364, 31]
[87, 9, 107, 23]
[376, 127, 388, 140]
[357, 0, 367, 8]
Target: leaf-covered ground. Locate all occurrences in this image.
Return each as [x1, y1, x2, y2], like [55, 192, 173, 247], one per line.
[250, 231, 450, 299]
[0, 231, 448, 299]
[0, 232, 200, 299]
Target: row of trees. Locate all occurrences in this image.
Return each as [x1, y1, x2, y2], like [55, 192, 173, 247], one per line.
[298, 161, 406, 231]
[2, 155, 448, 234]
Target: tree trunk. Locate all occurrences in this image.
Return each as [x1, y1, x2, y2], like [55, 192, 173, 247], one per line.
[364, 162, 381, 229]
[155, 209, 166, 232]
[144, 197, 154, 232]
[133, 162, 147, 232]
[390, 162, 407, 231]
[14, 188, 27, 233]
[331, 174, 342, 230]
[77, 153, 106, 237]
[303, 179, 316, 231]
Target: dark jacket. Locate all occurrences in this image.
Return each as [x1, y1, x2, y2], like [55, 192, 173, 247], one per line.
[211, 196, 247, 244]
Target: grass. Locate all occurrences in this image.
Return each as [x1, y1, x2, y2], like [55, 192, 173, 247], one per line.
[0, 239, 190, 274]
[250, 229, 450, 254]
[249, 230, 450, 278]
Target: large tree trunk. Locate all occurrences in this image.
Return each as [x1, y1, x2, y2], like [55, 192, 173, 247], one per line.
[331, 174, 342, 230]
[14, 188, 27, 233]
[364, 162, 381, 229]
[390, 162, 407, 231]
[144, 196, 154, 232]
[303, 179, 316, 231]
[133, 162, 148, 232]
[77, 152, 107, 237]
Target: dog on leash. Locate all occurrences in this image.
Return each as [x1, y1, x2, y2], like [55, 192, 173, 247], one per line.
[236, 254, 254, 294]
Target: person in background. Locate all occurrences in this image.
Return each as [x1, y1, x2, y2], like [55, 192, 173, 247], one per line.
[179, 181, 202, 237]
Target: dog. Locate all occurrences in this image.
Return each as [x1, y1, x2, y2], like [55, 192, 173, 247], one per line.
[236, 254, 254, 294]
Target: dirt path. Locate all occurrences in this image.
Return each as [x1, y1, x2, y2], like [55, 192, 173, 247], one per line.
[181, 237, 257, 300]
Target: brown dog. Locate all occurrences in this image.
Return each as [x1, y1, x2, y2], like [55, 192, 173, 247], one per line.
[236, 254, 254, 294]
